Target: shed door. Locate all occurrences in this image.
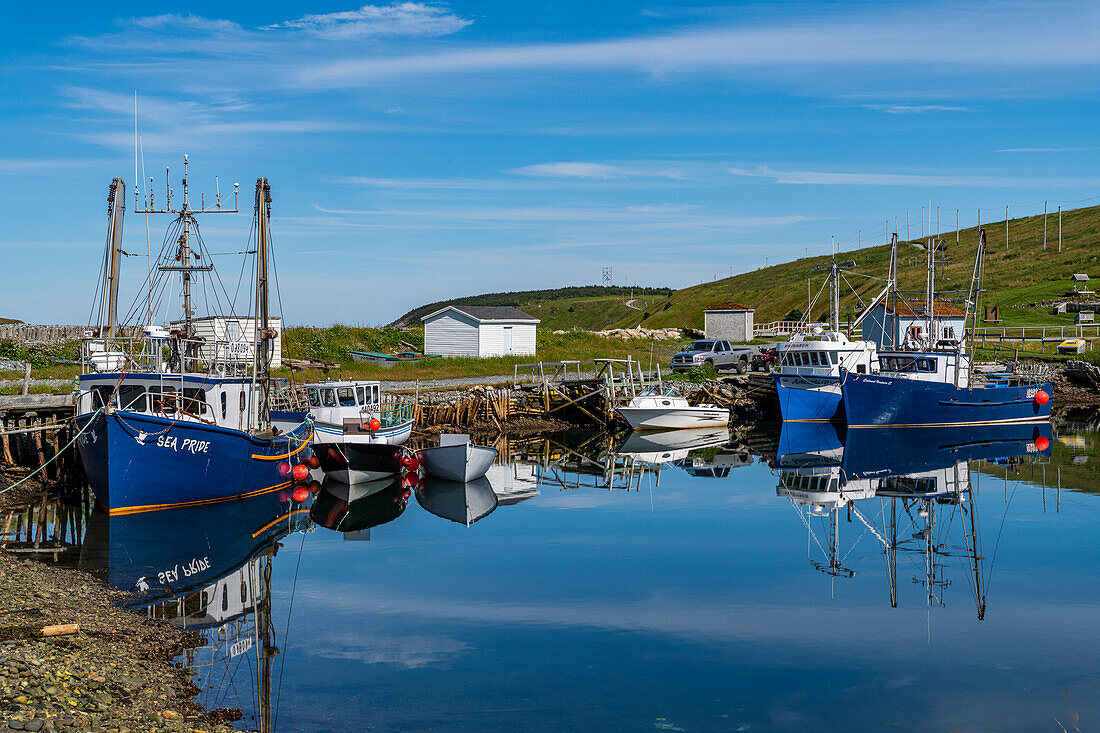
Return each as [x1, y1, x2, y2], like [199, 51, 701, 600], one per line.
[503, 326, 514, 354]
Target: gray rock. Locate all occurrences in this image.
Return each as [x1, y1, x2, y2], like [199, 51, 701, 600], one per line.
[23, 721, 43, 732]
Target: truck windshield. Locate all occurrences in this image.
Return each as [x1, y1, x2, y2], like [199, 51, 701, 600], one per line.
[688, 341, 715, 351]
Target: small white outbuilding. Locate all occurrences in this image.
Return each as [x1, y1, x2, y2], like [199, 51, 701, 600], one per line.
[422, 306, 539, 357]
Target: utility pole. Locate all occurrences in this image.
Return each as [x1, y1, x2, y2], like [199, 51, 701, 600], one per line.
[1058, 206, 1062, 252]
[907, 212, 910, 241]
[1043, 201, 1048, 251]
[1005, 205, 1009, 250]
[956, 209, 959, 242]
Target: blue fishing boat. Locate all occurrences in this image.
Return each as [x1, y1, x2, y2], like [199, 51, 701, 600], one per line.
[75, 166, 313, 515]
[842, 228, 1053, 429]
[774, 245, 896, 423]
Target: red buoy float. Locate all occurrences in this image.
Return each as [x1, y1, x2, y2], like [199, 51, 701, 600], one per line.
[1034, 436, 1050, 451]
[292, 487, 310, 502]
[369, 418, 381, 431]
[1034, 390, 1050, 406]
[278, 489, 291, 503]
[292, 464, 310, 481]
[404, 458, 420, 473]
[308, 455, 321, 469]
[277, 462, 291, 477]
[308, 479, 322, 493]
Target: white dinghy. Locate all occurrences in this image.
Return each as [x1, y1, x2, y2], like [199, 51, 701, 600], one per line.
[419, 434, 497, 483]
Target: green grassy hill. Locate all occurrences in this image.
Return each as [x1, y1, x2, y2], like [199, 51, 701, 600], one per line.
[393, 204, 1100, 334]
[628, 204, 1100, 330]
[388, 285, 672, 329]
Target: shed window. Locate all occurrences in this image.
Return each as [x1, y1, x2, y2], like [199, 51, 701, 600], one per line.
[321, 389, 337, 407]
[337, 388, 356, 406]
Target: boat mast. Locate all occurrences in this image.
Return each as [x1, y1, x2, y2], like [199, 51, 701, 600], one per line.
[965, 229, 987, 371]
[255, 178, 273, 429]
[102, 178, 126, 341]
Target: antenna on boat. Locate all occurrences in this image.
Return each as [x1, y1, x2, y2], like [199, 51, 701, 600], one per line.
[139, 156, 239, 365]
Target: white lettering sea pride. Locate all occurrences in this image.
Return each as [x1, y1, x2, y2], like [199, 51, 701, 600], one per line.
[155, 435, 211, 454]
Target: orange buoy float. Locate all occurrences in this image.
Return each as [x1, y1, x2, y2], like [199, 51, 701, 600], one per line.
[1034, 436, 1050, 451]
[369, 418, 381, 431]
[292, 487, 310, 502]
[1034, 390, 1050, 406]
[292, 464, 310, 481]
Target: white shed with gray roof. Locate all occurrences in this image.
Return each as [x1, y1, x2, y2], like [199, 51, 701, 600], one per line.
[422, 305, 540, 357]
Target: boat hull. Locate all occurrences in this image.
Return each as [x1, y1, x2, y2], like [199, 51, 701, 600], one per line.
[419, 443, 497, 483]
[313, 441, 402, 484]
[841, 373, 1053, 428]
[616, 406, 729, 430]
[313, 418, 412, 446]
[774, 374, 844, 423]
[74, 410, 313, 515]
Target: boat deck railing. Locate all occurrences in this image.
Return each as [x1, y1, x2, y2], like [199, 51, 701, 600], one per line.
[80, 335, 268, 377]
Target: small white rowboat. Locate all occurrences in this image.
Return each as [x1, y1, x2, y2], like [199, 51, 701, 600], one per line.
[419, 434, 497, 483]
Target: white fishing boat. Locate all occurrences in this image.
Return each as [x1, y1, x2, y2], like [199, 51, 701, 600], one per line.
[419, 434, 497, 483]
[616, 387, 729, 430]
[305, 380, 414, 483]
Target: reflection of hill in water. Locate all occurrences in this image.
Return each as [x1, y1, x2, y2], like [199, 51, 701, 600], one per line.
[977, 428, 1100, 497]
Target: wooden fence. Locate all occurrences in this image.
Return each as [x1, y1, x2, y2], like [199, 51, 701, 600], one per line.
[974, 324, 1100, 352]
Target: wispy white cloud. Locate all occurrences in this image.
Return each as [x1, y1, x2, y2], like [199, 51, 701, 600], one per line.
[863, 104, 971, 114]
[509, 161, 685, 181]
[263, 3, 472, 40]
[728, 165, 1099, 188]
[298, 1, 1100, 88]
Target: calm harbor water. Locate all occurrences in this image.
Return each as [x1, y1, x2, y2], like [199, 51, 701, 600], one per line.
[77, 424, 1100, 732]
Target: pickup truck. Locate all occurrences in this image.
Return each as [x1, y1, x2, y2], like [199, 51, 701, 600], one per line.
[670, 339, 754, 374]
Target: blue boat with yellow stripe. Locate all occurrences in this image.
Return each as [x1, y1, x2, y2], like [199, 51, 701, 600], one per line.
[74, 172, 314, 515]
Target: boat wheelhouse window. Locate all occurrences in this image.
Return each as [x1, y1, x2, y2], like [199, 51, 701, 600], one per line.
[307, 389, 321, 407]
[90, 385, 115, 410]
[828, 352, 838, 365]
[182, 388, 209, 415]
[373, 385, 380, 403]
[321, 389, 337, 407]
[221, 392, 227, 420]
[118, 385, 146, 412]
[917, 358, 936, 372]
[148, 386, 179, 413]
[857, 364, 866, 374]
[337, 387, 356, 407]
[356, 386, 367, 404]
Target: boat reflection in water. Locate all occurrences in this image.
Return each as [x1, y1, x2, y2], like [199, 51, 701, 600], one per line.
[775, 421, 1053, 615]
[309, 477, 408, 540]
[415, 476, 499, 526]
[78, 487, 313, 732]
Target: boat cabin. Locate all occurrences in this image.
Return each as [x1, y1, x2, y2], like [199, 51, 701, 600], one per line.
[777, 331, 877, 378]
[76, 373, 261, 431]
[876, 350, 970, 388]
[303, 380, 383, 425]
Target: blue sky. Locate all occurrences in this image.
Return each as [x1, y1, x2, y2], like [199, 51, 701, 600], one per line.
[4, 1, 1100, 325]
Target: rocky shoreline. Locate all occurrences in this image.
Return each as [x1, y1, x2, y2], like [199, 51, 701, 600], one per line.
[0, 553, 236, 733]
